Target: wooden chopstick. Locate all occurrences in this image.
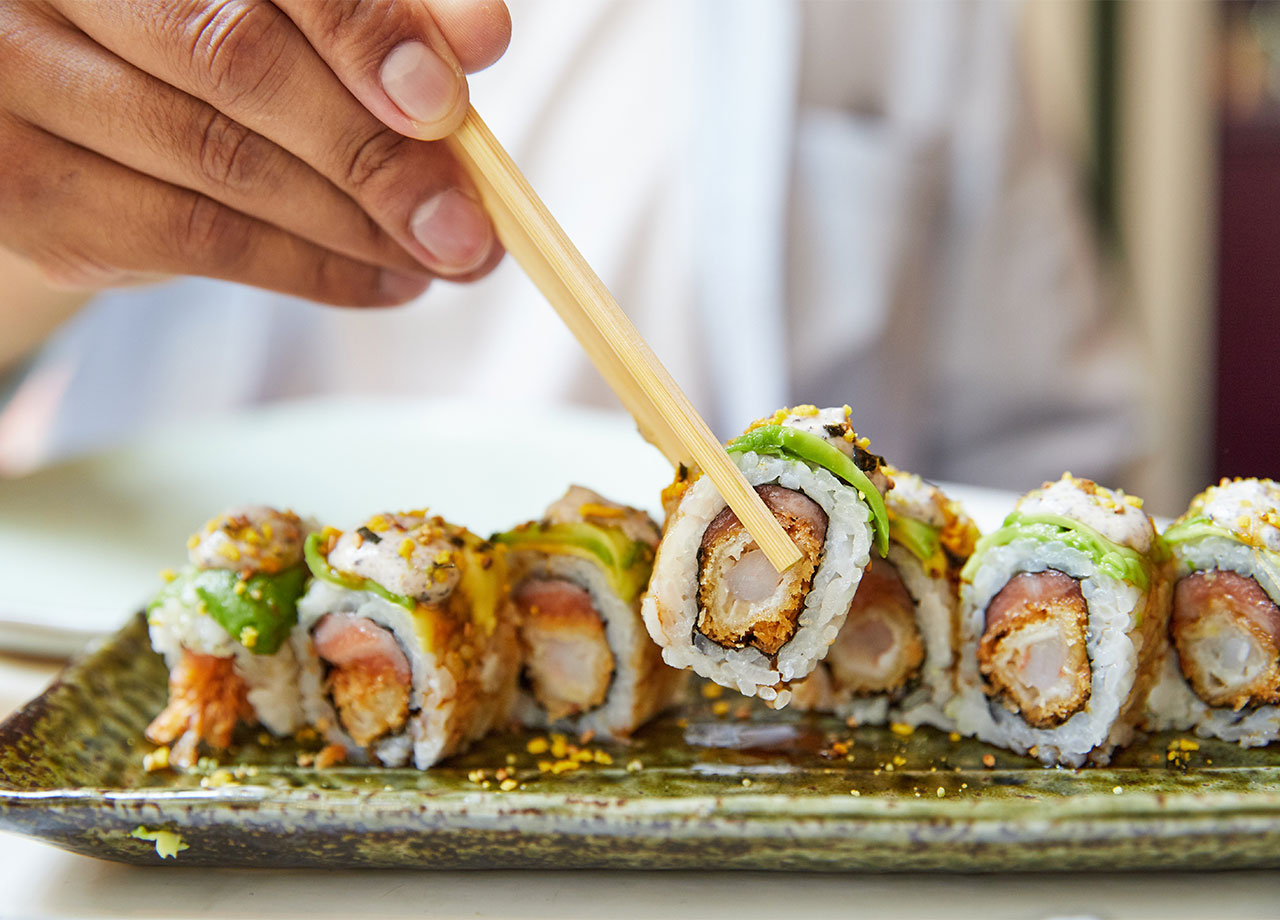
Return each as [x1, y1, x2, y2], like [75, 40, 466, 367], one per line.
[446, 106, 802, 573]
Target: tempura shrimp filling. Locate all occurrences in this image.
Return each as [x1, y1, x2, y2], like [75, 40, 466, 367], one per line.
[827, 557, 924, 696]
[695, 485, 828, 656]
[514, 578, 615, 721]
[1172, 568, 1280, 710]
[979, 569, 1092, 728]
[145, 649, 255, 768]
[312, 613, 412, 747]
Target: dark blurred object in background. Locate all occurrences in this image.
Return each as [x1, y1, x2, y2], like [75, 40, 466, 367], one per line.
[1216, 0, 1280, 481]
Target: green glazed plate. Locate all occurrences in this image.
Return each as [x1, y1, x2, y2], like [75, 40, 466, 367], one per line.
[4, 614, 1280, 871]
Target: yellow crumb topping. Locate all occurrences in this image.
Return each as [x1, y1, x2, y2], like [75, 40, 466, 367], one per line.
[131, 826, 188, 859]
[142, 746, 170, 772]
[742, 404, 819, 435]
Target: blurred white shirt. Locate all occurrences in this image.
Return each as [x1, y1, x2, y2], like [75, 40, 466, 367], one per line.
[0, 0, 1141, 491]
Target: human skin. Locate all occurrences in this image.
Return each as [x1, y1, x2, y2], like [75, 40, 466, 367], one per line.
[0, 0, 512, 372]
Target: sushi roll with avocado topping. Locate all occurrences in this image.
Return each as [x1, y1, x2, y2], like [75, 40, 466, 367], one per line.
[948, 474, 1172, 766]
[496, 486, 685, 739]
[293, 511, 518, 769]
[642, 405, 891, 706]
[1146, 478, 1280, 744]
[145, 505, 311, 767]
[790, 469, 979, 728]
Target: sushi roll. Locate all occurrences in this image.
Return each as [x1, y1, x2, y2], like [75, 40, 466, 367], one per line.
[949, 474, 1171, 766]
[1146, 478, 1280, 744]
[145, 505, 310, 767]
[789, 469, 979, 728]
[495, 486, 684, 738]
[293, 511, 518, 768]
[642, 405, 891, 706]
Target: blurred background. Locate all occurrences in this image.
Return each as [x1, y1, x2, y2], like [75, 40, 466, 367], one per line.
[1022, 0, 1267, 514]
[0, 0, 1276, 518]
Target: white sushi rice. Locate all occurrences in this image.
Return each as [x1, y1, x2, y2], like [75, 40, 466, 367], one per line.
[949, 538, 1149, 766]
[510, 554, 685, 738]
[293, 579, 515, 768]
[641, 450, 874, 701]
[147, 586, 305, 736]
[796, 542, 958, 729]
[886, 543, 957, 729]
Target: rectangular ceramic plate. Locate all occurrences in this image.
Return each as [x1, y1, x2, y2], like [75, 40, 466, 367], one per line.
[4, 615, 1280, 872]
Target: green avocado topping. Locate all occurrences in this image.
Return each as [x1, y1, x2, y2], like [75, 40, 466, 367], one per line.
[961, 511, 1155, 591]
[887, 511, 945, 573]
[303, 532, 416, 612]
[493, 521, 655, 603]
[727, 425, 889, 556]
[1163, 514, 1280, 583]
[1163, 514, 1233, 549]
[149, 563, 306, 655]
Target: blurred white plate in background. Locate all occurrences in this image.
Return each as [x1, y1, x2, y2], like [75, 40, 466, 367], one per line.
[0, 396, 1014, 654]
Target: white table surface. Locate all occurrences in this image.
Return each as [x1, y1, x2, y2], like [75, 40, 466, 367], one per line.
[1, 399, 1275, 918]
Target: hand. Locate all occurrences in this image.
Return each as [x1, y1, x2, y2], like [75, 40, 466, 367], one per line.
[0, 0, 510, 307]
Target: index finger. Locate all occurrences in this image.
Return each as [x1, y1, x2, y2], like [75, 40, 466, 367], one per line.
[53, 0, 502, 277]
[276, 0, 512, 140]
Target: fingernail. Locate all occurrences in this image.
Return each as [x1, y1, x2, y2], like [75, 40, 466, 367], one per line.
[411, 188, 493, 273]
[381, 41, 460, 126]
[378, 269, 431, 303]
